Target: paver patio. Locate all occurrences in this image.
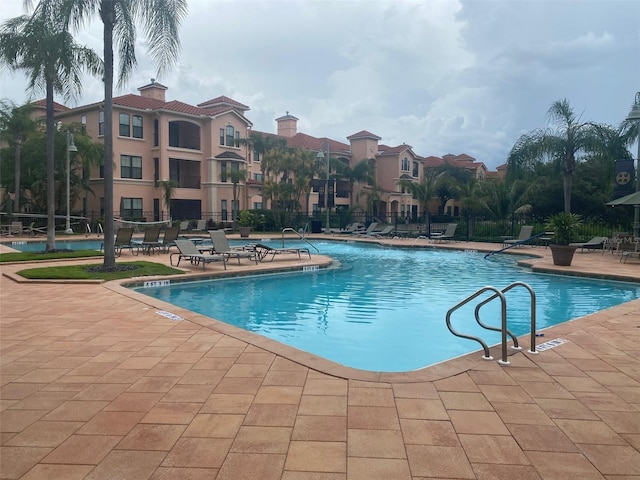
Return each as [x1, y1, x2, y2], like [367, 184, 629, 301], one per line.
[1, 235, 639, 479]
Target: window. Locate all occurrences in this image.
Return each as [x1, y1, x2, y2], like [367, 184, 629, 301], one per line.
[401, 156, 410, 171]
[169, 122, 179, 146]
[119, 113, 130, 137]
[121, 198, 143, 219]
[412, 161, 419, 177]
[226, 125, 234, 146]
[153, 158, 159, 186]
[132, 115, 143, 138]
[221, 199, 228, 221]
[121, 155, 142, 179]
[220, 161, 227, 182]
[253, 173, 263, 182]
[98, 111, 104, 136]
[81, 115, 87, 134]
[253, 150, 260, 163]
[253, 202, 262, 210]
[235, 131, 240, 147]
[219, 128, 224, 146]
[153, 119, 159, 146]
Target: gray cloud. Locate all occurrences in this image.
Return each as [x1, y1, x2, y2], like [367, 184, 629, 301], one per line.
[1, 0, 638, 170]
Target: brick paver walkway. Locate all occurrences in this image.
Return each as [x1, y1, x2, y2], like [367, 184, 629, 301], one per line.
[1, 236, 639, 479]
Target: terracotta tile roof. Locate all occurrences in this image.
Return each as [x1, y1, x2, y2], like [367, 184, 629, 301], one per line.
[347, 130, 381, 140]
[33, 99, 70, 112]
[376, 144, 413, 156]
[246, 178, 262, 185]
[113, 94, 166, 110]
[197, 96, 250, 112]
[275, 112, 299, 121]
[251, 130, 350, 156]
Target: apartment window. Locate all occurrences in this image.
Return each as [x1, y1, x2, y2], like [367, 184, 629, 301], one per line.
[253, 202, 262, 210]
[219, 128, 224, 146]
[412, 161, 419, 177]
[81, 115, 87, 134]
[98, 111, 104, 136]
[220, 161, 227, 182]
[132, 115, 143, 138]
[235, 131, 240, 147]
[253, 173, 263, 181]
[253, 150, 260, 163]
[119, 113, 130, 137]
[153, 119, 159, 146]
[121, 198, 143, 219]
[121, 155, 142, 179]
[221, 199, 228, 221]
[401, 157, 410, 171]
[226, 125, 234, 146]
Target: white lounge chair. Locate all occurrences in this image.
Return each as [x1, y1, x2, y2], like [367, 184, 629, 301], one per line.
[569, 236, 607, 252]
[208, 230, 258, 265]
[503, 225, 533, 246]
[430, 223, 458, 243]
[254, 243, 311, 261]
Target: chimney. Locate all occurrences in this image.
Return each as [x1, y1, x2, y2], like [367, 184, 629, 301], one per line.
[138, 78, 167, 102]
[275, 111, 298, 137]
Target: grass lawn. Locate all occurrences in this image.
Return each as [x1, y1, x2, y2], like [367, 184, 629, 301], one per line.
[17, 261, 183, 281]
[0, 250, 103, 263]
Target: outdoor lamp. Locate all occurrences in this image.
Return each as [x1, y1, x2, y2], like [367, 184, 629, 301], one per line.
[66, 131, 78, 234]
[316, 143, 330, 232]
[626, 92, 640, 238]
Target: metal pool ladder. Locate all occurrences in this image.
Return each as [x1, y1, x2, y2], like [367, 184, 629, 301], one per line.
[281, 227, 320, 253]
[445, 281, 538, 365]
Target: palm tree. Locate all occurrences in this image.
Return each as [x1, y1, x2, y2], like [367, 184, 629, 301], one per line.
[225, 166, 247, 221]
[397, 167, 441, 220]
[0, 5, 102, 251]
[0, 100, 37, 212]
[508, 99, 606, 213]
[334, 158, 375, 208]
[156, 179, 176, 220]
[56, 0, 187, 267]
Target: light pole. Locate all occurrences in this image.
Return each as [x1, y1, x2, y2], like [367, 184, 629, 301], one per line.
[316, 142, 330, 232]
[627, 92, 640, 238]
[65, 131, 78, 234]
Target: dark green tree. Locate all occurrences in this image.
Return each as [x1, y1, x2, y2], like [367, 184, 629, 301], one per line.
[0, 5, 102, 250]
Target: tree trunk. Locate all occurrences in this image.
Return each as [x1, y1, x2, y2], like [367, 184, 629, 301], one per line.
[45, 81, 56, 251]
[102, 1, 116, 268]
[14, 138, 21, 212]
[562, 171, 572, 214]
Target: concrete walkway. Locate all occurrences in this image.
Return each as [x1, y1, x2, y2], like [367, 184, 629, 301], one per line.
[1, 236, 639, 479]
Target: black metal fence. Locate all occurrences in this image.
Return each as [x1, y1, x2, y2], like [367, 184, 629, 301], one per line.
[72, 209, 629, 243]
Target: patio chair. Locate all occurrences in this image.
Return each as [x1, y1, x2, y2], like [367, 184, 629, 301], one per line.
[569, 236, 607, 252]
[503, 225, 533, 246]
[101, 227, 138, 257]
[366, 225, 395, 238]
[135, 226, 162, 255]
[254, 243, 312, 261]
[337, 223, 364, 234]
[178, 220, 190, 232]
[208, 229, 258, 265]
[352, 222, 378, 235]
[430, 223, 458, 243]
[156, 226, 181, 253]
[23, 222, 47, 236]
[171, 239, 227, 270]
[193, 219, 207, 232]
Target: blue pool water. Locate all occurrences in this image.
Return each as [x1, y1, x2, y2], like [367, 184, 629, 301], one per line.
[134, 240, 640, 372]
[3, 239, 103, 251]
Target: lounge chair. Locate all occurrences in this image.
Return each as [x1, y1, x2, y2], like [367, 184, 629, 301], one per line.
[352, 222, 378, 235]
[569, 236, 607, 252]
[208, 229, 258, 265]
[337, 223, 364, 235]
[101, 227, 138, 257]
[254, 243, 311, 261]
[430, 223, 458, 243]
[193, 219, 207, 232]
[24, 222, 47, 236]
[158, 226, 181, 253]
[178, 220, 190, 232]
[135, 226, 162, 254]
[503, 225, 533, 246]
[366, 225, 395, 238]
[171, 239, 227, 270]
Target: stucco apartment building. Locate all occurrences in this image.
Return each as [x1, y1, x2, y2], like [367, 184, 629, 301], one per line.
[51, 81, 503, 223]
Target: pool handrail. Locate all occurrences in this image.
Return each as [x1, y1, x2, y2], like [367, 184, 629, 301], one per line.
[281, 227, 320, 253]
[474, 281, 538, 355]
[484, 231, 548, 258]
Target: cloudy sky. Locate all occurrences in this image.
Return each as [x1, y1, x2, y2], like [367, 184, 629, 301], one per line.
[0, 0, 638, 170]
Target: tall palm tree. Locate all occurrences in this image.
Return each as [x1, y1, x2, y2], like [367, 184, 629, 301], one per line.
[226, 166, 247, 221]
[0, 100, 37, 212]
[397, 167, 441, 219]
[56, 0, 187, 267]
[508, 99, 605, 213]
[0, 5, 102, 251]
[334, 158, 375, 208]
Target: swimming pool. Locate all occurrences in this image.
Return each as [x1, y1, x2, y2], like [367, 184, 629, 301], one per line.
[134, 240, 640, 372]
[2, 239, 104, 252]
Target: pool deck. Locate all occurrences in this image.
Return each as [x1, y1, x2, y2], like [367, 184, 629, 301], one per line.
[1, 234, 639, 479]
